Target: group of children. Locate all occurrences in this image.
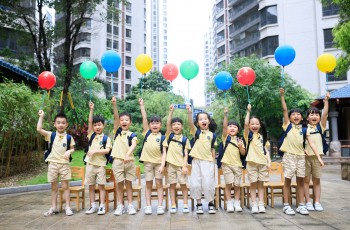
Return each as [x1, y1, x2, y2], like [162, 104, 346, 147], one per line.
[37, 88, 329, 217]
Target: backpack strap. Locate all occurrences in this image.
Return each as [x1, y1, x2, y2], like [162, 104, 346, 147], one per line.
[211, 133, 217, 149]
[160, 135, 166, 153]
[49, 132, 56, 152]
[66, 134, 72, 151]
[167, 133, 188, 156]
[302, 126, 307, 149]
[102, 134, 108, 149]
[88, 132, 97, 147]
[114, 127, 123, 140]
[127, 133, 137, 147]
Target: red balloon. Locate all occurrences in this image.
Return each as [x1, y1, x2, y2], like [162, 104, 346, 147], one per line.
[236, 67, 256, 86]
[38, 71, 56, 90]
[162, 63, 179, 81]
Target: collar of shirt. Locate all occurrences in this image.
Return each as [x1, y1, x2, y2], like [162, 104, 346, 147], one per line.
[293, 124, 302, 129]
[121, 130, 129, 135]
[307, 124, 316, 129]
[201, 129, 209, 135]
[56, 131, 67, 139]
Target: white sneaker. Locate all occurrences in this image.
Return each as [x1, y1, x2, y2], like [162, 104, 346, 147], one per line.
[306, 202, 315, 211]
[226, 200, 234, 213]
[157, 206, 165, 215]
[170, 206, 177, 214]
[144, 206, 152, 215]
[283, 205, 295, 215]
[114, 204, 124, 216]
[296, 205, 309, 215]
[65, 207, 73, 216]
[251, 203, 258, 214]
[97, 206, 106, 215]
[208, 202, 216, 214]
[233, 200, 243, 212]
[258, 203, 266, 213]
[196, 203, 204, 214]
[85, 206, 98, 215]
[314, 202, 324, 211]
[128, 204, 136, 215]
[183, 206, 190, 213]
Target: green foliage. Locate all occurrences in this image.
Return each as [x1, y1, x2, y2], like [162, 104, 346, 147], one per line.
[131, 71, 172, 94]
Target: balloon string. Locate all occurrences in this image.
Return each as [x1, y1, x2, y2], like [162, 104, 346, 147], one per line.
[40, 90, 46, 110]
[47, 90, 50, 99]
[326, 72, 329, 92]
[224, 90, 227, 106]
[140, 74, 144, 97]
[246, 85, 251, 104]
[281, 66, 285, 87]
[170, 81, 173, 104]
[111, 73, 114, 96]
[89, 80, 92, 102]
[187, 80, 190, 103]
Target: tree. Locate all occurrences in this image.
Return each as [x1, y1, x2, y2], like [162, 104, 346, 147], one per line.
[207, 57, 313, 139]
[131, 71, 172, 94]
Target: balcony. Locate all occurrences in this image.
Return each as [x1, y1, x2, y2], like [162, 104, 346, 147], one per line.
[229, 17, 259, 38]
[228, 0, 243, 7]
[231, 34, 260, 54]
[229, 0, 258, 22]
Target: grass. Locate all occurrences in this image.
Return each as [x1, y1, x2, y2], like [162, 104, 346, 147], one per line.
[17, 150, 144, 186]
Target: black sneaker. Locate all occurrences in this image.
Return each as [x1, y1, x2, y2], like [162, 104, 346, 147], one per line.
[196, 203, 204, 214]
[208, 202, 216, 214]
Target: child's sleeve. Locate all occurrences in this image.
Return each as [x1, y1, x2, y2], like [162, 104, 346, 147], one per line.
[44, 131, 52, 142]
[87, 131, 94, 141]
[106, 137, 112, 149]
[70, 137, 76, 147]
[282, 121, 290, 131]
[190, 127, 198, 136]
[185, 138, 191, 150]
[162, 138, 168, 148]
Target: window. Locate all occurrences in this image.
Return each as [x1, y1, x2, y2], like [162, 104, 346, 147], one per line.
[328, 71, 347, 82]
[126, 42, 131, 51]
[216, 30, 224, 43]
[261, 36, 279, 57]
[126, 29, 131, 38]
[113, 26, 118, 36]
[74, 48, 90, 58]
[324, 28, 335, 49]
[125, 70, 131, 80]
[113, 40, 118, 49]
[126, 2, 132, 11]
[107, 24, 112, 34]
[77, 33, 91, 44]
[125, 56, 131, 65]
[260, 5, 277, 27]
[106, 38, 112, 48]
[126, 15, 132, 25]
[125, 84, 131, 93]
[217, 45, 225, 57]
[322, 1, 339, 16]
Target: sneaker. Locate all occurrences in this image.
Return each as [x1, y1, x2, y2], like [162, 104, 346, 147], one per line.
[226, 200, 234, 213]
[114, 204, 124, 216]
[251, 202, 258, 214]
[196, 203, 204, 214]
[170, 206, 177, 214]
[314, 202, 324, 212]
[144, 206, 152, 215]
[258, 203, 266, 213]
[283, 205, 295, 215]
[44, 207, 58, 217]
[128, 204, 136, 215]
[97, 206, 106, 215]
[296, 205, 309, 215]
[233, 200, 243, 212]
[65, 207, 73, 216]
[306, 202, 315, 211]
[157, 206, 165, 215]
[208, 202, 216, 214]
[183, 205, 190, 213]
[85, 206, 98, 215]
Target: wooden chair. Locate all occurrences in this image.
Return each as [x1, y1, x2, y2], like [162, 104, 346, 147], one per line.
[94, 168, 116, 212]
[174, 165, 194, 210]
[265, 162, 284, 208]
[291, 181, 313, 206]
[216, 168, 225, 209]
[240, 168, 250, 207]
[123, 165, 142, 210]
[59, 166, 85, 212]
[151, 167, 169, 210]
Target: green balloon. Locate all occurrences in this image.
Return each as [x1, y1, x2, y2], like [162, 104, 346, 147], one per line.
[80, 61, 98, 79]
[180, 60, 199, 80]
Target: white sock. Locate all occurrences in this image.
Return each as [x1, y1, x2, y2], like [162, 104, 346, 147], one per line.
[100, 203, 105, 208]
[91, 203, 96, 208]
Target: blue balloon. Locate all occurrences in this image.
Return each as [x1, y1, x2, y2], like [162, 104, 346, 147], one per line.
[274, 45, 296, 66]
[101, 50, 121, 72]
[214, 71, 233, 90]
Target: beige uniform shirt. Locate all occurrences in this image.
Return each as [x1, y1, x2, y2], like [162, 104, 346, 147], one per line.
[139, 130, 167, 164]
[45, 131, 75, 164]
[111, 129, 138, 160]
[244, 132, 268, 165]
[189, 128, 216, 162]
[305, 124, 326, 156]
[166, 133, 191, 167]
[85, 131, 112, 167]
[280, 122, 310, 156]
[221, 135, 243, 167]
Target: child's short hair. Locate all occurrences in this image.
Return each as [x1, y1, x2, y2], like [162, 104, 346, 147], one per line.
[228, 120, 240, 132]
[306, 107, 321, 117]
[288, 108, 303, 117]
[171, 117, 183, 125]
[119, 112, 132, 121]
[149, 115, 161, 123]
[54, 113, 67, 122]
[93, 115, 105, 124]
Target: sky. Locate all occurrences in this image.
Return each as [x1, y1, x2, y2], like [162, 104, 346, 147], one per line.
[167, 0, 212, 107]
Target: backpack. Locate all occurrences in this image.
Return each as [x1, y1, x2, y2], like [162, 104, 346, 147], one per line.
[44, 132, 72, 162]
[309, 124, 329, 155]
[167, 132, 188, 157]
[217, 135, 247, 169]
[278, 123, 307, 157]
[138, 130, 166, 163]
[188, 129, 217, 165]
[83, 133, 109, 164]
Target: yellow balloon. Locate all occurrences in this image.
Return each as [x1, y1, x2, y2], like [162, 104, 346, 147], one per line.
[316, 53, 336, 73]
[135, 54, 153, 74]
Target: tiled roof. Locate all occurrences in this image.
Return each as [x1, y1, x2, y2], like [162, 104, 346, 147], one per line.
[317, 84, 350, 99]
[0, 59, 37, 83]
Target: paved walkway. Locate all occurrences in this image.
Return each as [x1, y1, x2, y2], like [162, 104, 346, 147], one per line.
[0, 165, 350, 230]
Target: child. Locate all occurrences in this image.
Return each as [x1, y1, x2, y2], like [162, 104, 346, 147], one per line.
[139, 98, 167, 215]
[186, 104, 217, 214]
[244, 104, 271, 214]
[84, 102, 112, 215]
[111, 97, 138, 216]
[280, 88, 324, 215]
[37, 110, 75, 216]
[220, 107, 246, 213]
[166, 105, 191, 214]
[304, 92, 329, 211]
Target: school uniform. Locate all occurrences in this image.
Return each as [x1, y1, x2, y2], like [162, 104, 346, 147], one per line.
[84, 131, 112, 185]
[221, 135, 243, 186]
[111, 129, 138, 183]
[45, 131, 76, 182]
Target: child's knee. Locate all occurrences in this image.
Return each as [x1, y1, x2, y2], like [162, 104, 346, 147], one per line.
[155, 179, 163, 188]
[61, 181, 69, 190]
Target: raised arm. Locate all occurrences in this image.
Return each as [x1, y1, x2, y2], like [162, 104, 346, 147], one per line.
[321, 92, 330, 128]
[36, 110, 50, 136]
[222, 108, 228, 138]
[186, 104, 196, 134]
[166, 104, 174, 136]
[112, 96, 120, 130]
[280, 88, 289, 125]
[244, 104, 251, 138]
[139, 98, 148, 133]
[88, 101, 94, 134]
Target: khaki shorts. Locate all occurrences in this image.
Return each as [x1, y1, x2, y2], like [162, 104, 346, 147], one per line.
[47, 162, 71, 182]
[84, 163, 106, 185]
[305, 155, 322, 178]
[144, 162, 163, 181]
[246, 162, 269, 183]
[167, 163, 188, 185]
[112, 159, 136, 183]
[222, 164, 242, 186]
[282, 153, 305, 179]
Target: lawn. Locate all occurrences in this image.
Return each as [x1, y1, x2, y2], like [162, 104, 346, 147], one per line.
[18, 150, 144, 186]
